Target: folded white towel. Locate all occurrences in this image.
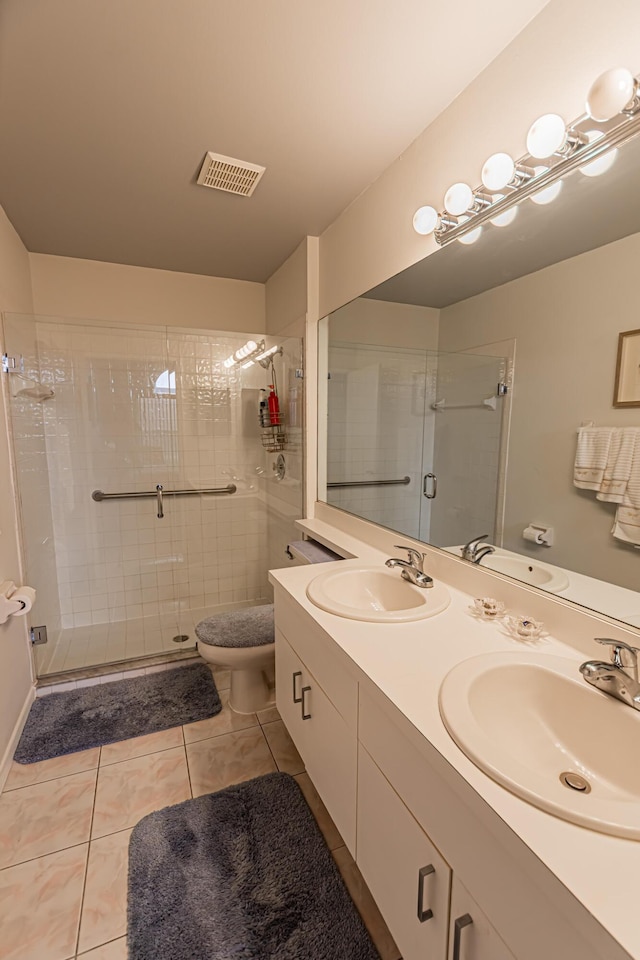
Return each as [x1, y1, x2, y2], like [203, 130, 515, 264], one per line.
[574, 427, 614, 490]
[613, 431, 640, 544]
[596, 427, 640, 503]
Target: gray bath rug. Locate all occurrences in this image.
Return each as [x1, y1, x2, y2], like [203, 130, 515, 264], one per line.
[14, 662, 221, 764]
[128, 772, 380, 960]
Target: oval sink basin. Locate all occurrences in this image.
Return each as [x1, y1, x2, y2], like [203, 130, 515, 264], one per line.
[439, 652, 640, 839]
[479, 554, 569, 593]
[306, 566, 450, 622]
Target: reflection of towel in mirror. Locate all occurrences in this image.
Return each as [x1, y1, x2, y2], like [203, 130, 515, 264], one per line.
[596, 428, 640, 503]
[573, 427, 614, 490]
[611, 431, 640, 544]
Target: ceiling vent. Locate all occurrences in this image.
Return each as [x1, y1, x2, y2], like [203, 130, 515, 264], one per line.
[196, 152, 265, 197]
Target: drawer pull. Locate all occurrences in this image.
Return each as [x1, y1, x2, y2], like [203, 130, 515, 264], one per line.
[292, 671, 303, 704]
[301, 685, 312, 720]
[417, 863, 435, 922]
[453, 913, 473, 960]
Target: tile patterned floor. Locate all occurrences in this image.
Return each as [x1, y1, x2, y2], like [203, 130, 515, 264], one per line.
[0, 665, 400, 960]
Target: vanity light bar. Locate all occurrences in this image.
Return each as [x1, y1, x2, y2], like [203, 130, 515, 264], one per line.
[413, 67, 640, 247]
[224, 339, 266, 368]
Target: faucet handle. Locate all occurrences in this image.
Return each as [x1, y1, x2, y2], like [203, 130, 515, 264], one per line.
[393, 544, 425, 568]
[466, 534, 489, 548]
[595, 638, 640, 678]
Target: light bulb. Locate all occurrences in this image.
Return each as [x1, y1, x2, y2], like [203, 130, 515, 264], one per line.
[489, 205, 518, 227]
[458, 225, 482, 245]
[586, 67, 636, 121]
[236, 340, 258, 360]
[526, 114, 567, 159]
[223, 355, 236, 368]
[529, 167, 563, 205]
[412, 206, 439, 235]
[481, 153, 515, 192]
[444, 182, 473, 216]
[241, 360, 255, 369]
[579, 130, 618, 177]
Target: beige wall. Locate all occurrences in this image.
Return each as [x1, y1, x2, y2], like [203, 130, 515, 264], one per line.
[265, 239, 309, 337]
[438, 232, 640, 590]
[318, 0, 640, 318]
[329, 297, 440, 349]
[29, 254, 265, 332]
[0, 207, 35, 774]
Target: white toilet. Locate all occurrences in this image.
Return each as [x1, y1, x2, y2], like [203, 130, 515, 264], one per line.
[195, 605, 275, 714]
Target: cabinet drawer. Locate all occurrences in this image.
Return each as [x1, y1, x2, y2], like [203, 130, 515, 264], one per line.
[274, 587, 357, 728]
[357, 745, 451, 960]
[276, 628, 357, 854]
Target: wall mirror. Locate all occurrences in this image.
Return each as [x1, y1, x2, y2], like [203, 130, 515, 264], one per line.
[318, 128, 640, 628]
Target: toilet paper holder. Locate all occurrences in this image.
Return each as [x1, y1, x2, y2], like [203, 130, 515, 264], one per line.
[522, 524, 554, 546]
[0, 580, 36, 625]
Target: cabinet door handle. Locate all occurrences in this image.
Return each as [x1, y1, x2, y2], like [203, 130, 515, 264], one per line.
[301, 685, 311, 720]
[453, 913, 473, 960]
[417, 863, 435, 922]
[292, 671, 303, 704]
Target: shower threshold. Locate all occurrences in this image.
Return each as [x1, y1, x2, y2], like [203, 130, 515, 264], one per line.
[37, 648, 200, 689]
[37, 599, 270, 679]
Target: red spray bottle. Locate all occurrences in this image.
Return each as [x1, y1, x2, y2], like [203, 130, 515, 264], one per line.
[267, 384, 280, 425]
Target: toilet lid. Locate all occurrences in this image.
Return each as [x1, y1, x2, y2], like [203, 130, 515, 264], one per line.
[195, 604, 274, 648]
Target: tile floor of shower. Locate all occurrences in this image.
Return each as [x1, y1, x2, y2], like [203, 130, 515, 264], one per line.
[0, 663, 401, 960]
[39, 599, 268, 676]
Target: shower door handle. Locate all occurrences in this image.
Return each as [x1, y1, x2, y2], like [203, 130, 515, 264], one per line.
[156, 484, 164, 519]
[423, 473, 437, 499]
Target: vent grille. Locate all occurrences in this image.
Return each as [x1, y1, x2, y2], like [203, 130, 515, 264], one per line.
[197, 152, 265, 197]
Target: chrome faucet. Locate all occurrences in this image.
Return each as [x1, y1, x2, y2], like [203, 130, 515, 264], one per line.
[580, 638, 640, 710]
[462, 534, 496, 564]
[385, 545, 433, 588]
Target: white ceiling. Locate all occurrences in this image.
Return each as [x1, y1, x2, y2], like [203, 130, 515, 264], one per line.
[0, 0, 550, 282]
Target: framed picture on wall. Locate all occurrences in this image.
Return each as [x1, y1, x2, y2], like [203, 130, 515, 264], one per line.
[613, 328, 640, 407]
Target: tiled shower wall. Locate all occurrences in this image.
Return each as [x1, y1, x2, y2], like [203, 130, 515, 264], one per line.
[326, 343, 436, 539]
[6, 317, 301, 650]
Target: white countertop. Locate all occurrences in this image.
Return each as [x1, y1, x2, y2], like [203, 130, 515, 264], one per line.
[270, 519, 638, 960]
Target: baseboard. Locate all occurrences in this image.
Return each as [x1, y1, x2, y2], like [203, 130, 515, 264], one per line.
[0, 685, 36, 791]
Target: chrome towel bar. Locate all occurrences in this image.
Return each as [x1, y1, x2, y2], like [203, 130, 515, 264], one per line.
[327, 476, 410, 489]
[92, 483, 237, 502]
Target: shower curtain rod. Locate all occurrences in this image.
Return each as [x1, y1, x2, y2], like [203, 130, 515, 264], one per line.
[91, 484, 237, 502]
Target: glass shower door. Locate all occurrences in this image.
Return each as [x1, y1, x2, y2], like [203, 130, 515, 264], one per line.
[326, 341, 430, 539]
[425, 351, 508, 548]
[2, 314, 187, 674]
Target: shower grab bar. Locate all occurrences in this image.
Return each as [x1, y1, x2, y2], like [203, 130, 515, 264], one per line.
[91, 483, 237, 502]
[327, 476, 411, 489]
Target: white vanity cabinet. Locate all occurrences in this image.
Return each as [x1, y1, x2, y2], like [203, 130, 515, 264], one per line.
[274, 605, 358, 854]
[272, 585, 625, 960]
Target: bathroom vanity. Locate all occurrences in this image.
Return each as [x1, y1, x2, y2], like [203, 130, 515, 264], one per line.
[270, 524, 639, 960]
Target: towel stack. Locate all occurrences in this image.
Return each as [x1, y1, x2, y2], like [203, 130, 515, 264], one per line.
[574, 426, 640, 545]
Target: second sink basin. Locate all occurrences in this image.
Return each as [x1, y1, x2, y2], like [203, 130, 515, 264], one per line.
[478, 553, 569, 593]
[306, 565, 450, 622]
[439, 651, 640, 838]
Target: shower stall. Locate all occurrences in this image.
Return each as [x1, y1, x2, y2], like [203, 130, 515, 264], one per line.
[324, 339, 509, 546]
[2, 314, 302, 679]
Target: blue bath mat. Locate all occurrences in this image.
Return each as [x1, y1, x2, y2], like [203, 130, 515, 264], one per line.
[128, 772, 380, 960]
[14, 662, 221, 763]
